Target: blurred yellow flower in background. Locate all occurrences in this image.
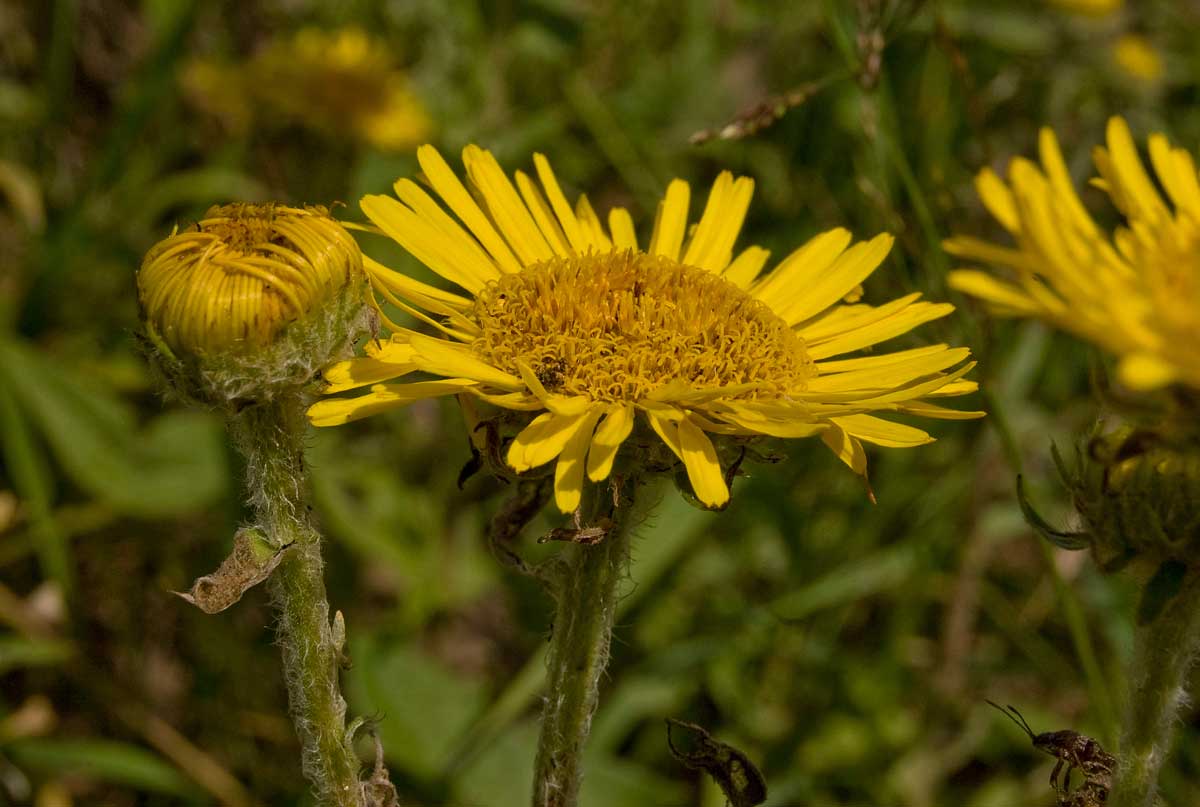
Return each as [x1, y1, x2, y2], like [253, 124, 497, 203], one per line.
[1048, 0, 1123, 16]
[182, 27, 430, 151]
[946, 117, 1200, 391]
[310, 147, 981, 512]
[1113, 34, 1164, 82]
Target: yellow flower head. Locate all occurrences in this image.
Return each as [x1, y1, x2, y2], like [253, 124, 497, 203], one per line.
[946, 117, 1200, 392]
[1048, 0, 1123, 16]
[309, 147, 982, 511]
[183, 27, 431, 150]
[250, 27, 431, 151]
[139, 204, 370, 404]
[1113, 34, 1164, 82]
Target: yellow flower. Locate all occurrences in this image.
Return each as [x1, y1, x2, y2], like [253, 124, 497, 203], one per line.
[250, 27, 430, 151]
[183, 27, 431, 150]
[309, 147, 981, 511]
[1048, 0, 1122, 16]
[139, 203, 362, 356]
[946, 117, 1200, 392]
[1113, 34, 1164, 82]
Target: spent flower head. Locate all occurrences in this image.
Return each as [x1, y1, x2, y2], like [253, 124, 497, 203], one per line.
[946, 117, 1200, 393]
[310, 147, 982, 512]
[138, 203, 371, 406]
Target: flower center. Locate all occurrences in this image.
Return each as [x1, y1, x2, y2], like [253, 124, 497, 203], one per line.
[470, 250, 815, 402]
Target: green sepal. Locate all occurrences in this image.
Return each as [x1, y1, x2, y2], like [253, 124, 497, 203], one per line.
[1016, 474, 1092, 551]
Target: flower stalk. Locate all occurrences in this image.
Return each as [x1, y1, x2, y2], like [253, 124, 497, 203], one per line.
[531, 483, 639, 807]
[1110, 571, 1200, 807]
[229, 395, 362, 807]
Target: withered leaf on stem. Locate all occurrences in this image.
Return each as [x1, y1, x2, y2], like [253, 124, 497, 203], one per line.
[175, 527, 291, 614]
[666, 718, 767, 807]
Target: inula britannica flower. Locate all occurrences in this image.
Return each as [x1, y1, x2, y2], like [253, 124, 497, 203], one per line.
[948, 118, 1200, 807]
[138, 203, 370, 404]
[309, 146, 982, 511]
[138, 203, 380, 806]
[946, 117, 1200, 392]
[182, 27, 430, 151]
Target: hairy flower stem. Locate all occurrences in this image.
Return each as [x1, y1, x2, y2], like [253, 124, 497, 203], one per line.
[1110, 572, 1200, 807]
[531, 487, 639, 807]
[229, 397, 361, 807]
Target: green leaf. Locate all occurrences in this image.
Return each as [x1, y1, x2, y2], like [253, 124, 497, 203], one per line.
[0, 374, 71, 593]
[6, 738, 202, 799]
[452, 718, 686, 807]
[347, 635, 486, 781]
[0, 636, 73, 674]
[0, 340, 227, 517]
[770, 543, 917, 621]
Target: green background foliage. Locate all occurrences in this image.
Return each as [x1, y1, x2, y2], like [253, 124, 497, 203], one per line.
[1, 0, 1197, 804]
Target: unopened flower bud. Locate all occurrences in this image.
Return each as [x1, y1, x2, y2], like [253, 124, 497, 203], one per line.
[137, 203, 372, 406]
[1074, 427, 1200, 574]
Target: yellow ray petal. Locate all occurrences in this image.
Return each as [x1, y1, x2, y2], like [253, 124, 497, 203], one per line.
[360, 194, 496, 293]
[514, 170, 572, 256]
[647, 180, 690, 261]
[364, 255, 472, 316]
[1103, 117, 1169, 224]
[1038, 127, 1101, 237]
[946, 270, 1044, 315]
[534, 153, 591, 253]
[462, 144, 555, 264]
[941, 236, 1032, 271]
[644, 407, 684, 462]
[976, 168, 1020, 233]
[832, 414, 933, 447]
[721, 246, 771, 289]
[307, 379, 476, 426]
[390, 178, 503, 280]
[820, 424, 867, 475]
[814, 344, 951, 374]
[554, 406, 605, 512]
[507, 410, 592, 472]
[896, 401, 986, 420]
[408, 333, 524, 390]
[750, 228, 851, 307]
[677, 415, 729, 508]
[806, 301, 955, 360]
[514, 361, 593, 415]
[587, 404, 636, 482]
[322, 341, 418, 392]
[708, 401, 827, 438]
[1118, 353, 1178, 389]
[774, 233, 894, 325]
[1148, 134, 1200, 217]
[608, 207, 638, 251]
[417, 145, 523, 273]
[808, 346, 972, 393]
[682, 173, 755, 273]
[468, 388, 545, 410]
[575, 194, 613, 251]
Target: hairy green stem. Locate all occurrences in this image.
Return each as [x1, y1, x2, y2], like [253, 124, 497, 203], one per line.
[1110, 572, 1200, 807]
[229, 397, 361, 807]
[531, 488, 639, 807]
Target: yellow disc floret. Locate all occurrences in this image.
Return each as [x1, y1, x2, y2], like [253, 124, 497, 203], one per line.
[471, 251, 814, 402]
